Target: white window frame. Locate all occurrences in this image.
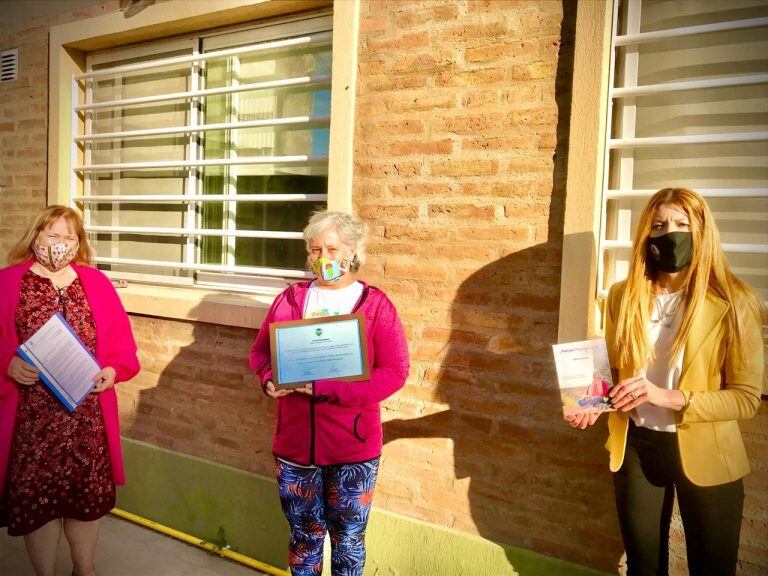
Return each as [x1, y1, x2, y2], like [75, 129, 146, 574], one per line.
[71, 12, 336, 291]
[597, 0, 768, 299]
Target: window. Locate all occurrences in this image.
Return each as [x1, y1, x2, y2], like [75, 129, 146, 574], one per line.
[598, 0, 768, 301]
[72, 13, 333, 292]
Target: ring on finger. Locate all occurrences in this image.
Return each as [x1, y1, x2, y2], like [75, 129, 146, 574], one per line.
[630, 392, 638, 400]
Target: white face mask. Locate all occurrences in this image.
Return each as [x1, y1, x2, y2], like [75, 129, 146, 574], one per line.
[33, 241, 78, 272]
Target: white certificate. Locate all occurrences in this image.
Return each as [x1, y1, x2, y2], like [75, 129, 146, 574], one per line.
[269, 313, 370, 389]
[17, 312, 100, 411]
[552, 338, 615, 416]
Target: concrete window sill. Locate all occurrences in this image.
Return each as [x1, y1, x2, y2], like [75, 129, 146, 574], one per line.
[117, 283, 273, 329]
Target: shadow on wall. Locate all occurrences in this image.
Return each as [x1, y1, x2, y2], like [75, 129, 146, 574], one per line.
[382, 242, 622, 572]
[118, 294, 292, 567]
[385, 3, 623, 573]
[124, 295, 275, 474]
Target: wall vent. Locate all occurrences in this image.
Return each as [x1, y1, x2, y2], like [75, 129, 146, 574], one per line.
[1, 49, 19, 83]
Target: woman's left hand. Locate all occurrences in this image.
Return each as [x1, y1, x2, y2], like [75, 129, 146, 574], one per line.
[609, 374, 667, 412]
[91, 367, 116, 393]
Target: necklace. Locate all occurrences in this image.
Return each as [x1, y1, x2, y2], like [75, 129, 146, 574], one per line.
[651, 292, 682, 328]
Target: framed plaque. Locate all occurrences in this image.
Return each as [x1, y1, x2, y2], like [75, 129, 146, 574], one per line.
[269, 313, 370, 389]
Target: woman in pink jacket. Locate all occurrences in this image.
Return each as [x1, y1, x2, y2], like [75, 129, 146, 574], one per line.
[0, 206, 139, 576]
[250, 211, 409, 576]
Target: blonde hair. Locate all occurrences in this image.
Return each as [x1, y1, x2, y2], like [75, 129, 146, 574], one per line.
[303, 211, 367, 271]
[7, 205, 93, 266]
[614, 188, 764, 369]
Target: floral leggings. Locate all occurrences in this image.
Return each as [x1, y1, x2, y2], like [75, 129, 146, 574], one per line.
[276, 458, 380, 576]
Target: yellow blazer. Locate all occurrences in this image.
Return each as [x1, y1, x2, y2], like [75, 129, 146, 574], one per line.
[604, 280, 764, 487]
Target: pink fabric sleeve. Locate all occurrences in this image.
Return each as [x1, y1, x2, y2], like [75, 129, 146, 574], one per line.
[99, 277, 140, 383]
[0, 351, 17, 398]
[0, 267, 21, 398]
[314, 297, 409, 408]
[249, 296, 281, 391]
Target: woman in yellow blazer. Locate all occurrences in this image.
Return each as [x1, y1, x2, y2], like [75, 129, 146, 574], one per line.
[568, 188, 764, 576]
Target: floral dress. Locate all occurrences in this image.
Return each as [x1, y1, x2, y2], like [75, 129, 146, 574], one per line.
[0, 270, 115, 536]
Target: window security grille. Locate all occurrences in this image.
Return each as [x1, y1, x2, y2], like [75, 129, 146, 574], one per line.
[71, 14, 332, 292]
[598, 0, 768, 303]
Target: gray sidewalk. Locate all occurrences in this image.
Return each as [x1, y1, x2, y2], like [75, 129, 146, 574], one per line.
[0, 515, 270, 576]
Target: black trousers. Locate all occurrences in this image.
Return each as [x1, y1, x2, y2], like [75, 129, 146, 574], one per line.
[613, 421, 744, 576]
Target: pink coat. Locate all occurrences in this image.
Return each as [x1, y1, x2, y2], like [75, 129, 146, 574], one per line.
[0, 260, 140, 494]
[250, 281, 409, 465]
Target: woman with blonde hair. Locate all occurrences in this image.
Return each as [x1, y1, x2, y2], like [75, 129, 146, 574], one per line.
[567, 188, 764, 576]
[0, 205, 140, 576]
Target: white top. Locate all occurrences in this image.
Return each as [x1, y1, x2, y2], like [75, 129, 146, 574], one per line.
[303, 280, 363, 319]
[632, 291, 686, 433]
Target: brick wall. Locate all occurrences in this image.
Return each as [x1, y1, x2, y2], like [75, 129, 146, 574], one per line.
[350, 1, 767, 574]
[351, 0, 621, 568]
[1, 1, 766, 574]
[0, 1, 120, 258]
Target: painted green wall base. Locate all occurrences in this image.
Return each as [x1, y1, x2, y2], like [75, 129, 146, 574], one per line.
[117, 438, 610, 576]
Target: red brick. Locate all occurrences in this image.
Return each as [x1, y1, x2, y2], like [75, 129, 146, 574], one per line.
[364, 74, 429, 92]
[358, 204, 419, 219]
[427, 203, 495, 220]
[388, 182, 455, 198]
[460, 89, 499, 108]
[461, 135, 538, 151]
[394, 4, 459, 29]
[435, 68, 506, 87]
[465, 40, 537, 64]
[429, 158, 498, 177]
[359, 16, 388, 33]
[440, 21, 508, 42]
[433, 113, 507, 135]
[393, 50, 456, 73]
[388, 139, 453, 156]
[366, 31, 430, 54]
[509, 61, 558, 80]
[385, 91, 457, 113]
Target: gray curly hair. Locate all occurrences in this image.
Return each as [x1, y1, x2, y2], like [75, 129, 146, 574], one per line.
[303, 211, 367, 272]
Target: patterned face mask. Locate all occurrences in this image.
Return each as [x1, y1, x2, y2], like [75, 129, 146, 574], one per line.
[33, 241, 78, 272]
[310, 257, 351, 282]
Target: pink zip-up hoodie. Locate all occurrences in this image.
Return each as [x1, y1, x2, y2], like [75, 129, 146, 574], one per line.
[250, 281, 409, 466]
[0, 260, 140, 494]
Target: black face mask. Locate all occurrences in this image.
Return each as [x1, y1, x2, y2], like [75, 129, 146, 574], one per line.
[647, 231, 692, 273]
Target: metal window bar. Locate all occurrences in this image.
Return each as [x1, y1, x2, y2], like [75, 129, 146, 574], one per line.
[93, 256, 313, 279]
[75, 28, 332, 287]
[606, 188, 768, 199]
[75, 31, 333, 80]
[613, 16, 768, 46]
[598, 0, 637, 302]
[74, 74, 333, 112]
[74, 115, 331, 142]
[84, 226, 302, 239]
[609, 131, 768, 148]
[184, 42, 201, 280]
[74, 155, 329, 172]
[224, 54, 241, 270]
[612, 73, 768, 98]
[598, 0, 768, 305]
[73, 194, 328, 203]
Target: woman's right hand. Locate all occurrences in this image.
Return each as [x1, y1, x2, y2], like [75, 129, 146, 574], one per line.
[8, 356, 39, 386]
[265, 380, 293, 399]
[565, 412, 602, 429]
